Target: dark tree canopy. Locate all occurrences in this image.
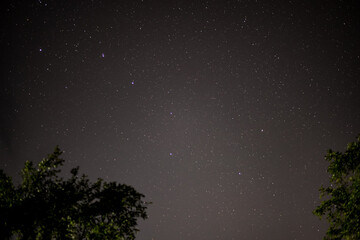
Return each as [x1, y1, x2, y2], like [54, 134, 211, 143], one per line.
[313, 136, 360, 240]
[0, 146, 149, 240]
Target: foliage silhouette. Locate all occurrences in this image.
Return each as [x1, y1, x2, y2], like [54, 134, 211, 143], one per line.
[0, 146, 149, 240]
[314, 136, 360, 240]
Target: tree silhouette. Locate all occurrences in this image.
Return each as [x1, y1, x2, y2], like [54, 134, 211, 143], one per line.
[0, 146, 149, 240]
[313, 136, 360, 239]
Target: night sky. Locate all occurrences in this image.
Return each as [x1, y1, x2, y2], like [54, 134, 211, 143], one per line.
[1, 1, 360, 239]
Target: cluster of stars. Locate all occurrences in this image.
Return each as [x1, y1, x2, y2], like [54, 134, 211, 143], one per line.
[1, 1, 360, 240]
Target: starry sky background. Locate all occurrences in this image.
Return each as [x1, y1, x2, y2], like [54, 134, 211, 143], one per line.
[1, 0, 360, 239]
